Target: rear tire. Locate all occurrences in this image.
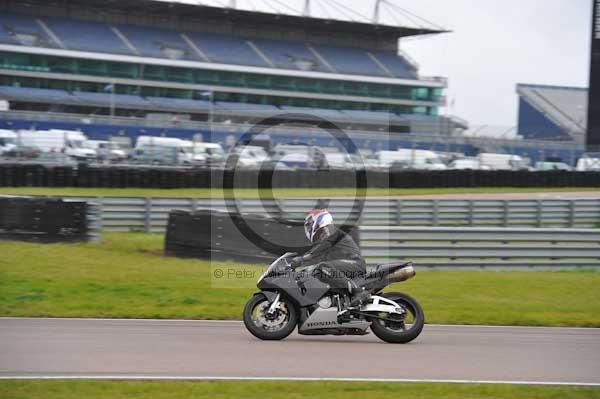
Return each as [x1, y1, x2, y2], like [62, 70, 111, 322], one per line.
[369, 292, 425, 344]
[243, 293, 297, 341]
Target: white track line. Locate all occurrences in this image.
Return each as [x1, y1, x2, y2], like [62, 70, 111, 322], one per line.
[0, 317, 598, 330]
[0, 375, 598, 387]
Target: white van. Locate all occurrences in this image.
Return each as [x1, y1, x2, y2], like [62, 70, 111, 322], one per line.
[135, 136, 202, 165]
[192, 143, 225, 164]
[375, 149, 446, 170]
[230, 145, 269, 168]
[272, 144, 327, 166]
[84, 140, 127, 162]
[477, 153, 527, 171]
[325, 153, 351, 169]
[534, 161, 572, 171]
[0, 129, 16, 154]
[324, 153, 366, 169]
[576, 156, 600, 171]
[16, 129, 96, 160]
[448, 158, 490, 170]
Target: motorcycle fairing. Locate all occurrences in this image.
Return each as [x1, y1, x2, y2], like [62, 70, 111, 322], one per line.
[298, 307, 370, 332]
[259, 291, 278, 303]
[257, 272, 330, 307]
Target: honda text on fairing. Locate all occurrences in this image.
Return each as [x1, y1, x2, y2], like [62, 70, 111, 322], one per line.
[243, 253, 424, 343]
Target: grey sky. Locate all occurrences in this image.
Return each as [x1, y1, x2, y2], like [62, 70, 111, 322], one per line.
[162, 0, 592, 127]
[398, 0, 591, 126]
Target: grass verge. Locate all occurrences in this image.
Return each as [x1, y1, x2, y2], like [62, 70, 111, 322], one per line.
[0, 381, 598, 399]
[1, 233, 599, 326]
[0, 186, 597, 198]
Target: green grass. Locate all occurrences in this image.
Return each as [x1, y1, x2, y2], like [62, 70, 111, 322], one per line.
[0, 186, 597, 198]
[1, 233, 599, 326]
[0, 380, 598, 399]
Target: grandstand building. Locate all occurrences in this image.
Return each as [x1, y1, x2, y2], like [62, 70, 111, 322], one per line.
[0, 0, 584, 164]
[0, 0, 458, 131]
[517, 84, 587, 143]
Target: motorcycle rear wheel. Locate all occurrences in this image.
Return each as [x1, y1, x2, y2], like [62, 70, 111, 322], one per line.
[369, 292, 424, 344]
[243, 293, 297, 341]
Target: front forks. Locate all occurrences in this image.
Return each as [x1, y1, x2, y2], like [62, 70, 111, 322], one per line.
[267, 292, 281, 315]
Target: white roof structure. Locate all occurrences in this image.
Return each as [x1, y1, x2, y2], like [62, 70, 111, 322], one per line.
[517, 84, 587, 141]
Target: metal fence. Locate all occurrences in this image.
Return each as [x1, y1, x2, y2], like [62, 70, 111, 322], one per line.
[69, 197, 600, 232]
[360, 226, 600, 268]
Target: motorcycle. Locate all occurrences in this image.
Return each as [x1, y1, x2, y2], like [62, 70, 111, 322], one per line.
[243, 253, 425, 343]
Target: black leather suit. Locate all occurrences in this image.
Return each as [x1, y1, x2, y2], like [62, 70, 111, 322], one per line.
[297, 228, 366, 291]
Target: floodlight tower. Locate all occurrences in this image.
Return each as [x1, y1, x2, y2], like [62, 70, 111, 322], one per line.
[373, 0, 383, 23]
[587, 0, 600, 151]
[303, 0, 311, 16]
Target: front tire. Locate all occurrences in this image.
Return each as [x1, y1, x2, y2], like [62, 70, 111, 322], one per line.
[369, 292, 425, 344]
[243, 293, 297, 341]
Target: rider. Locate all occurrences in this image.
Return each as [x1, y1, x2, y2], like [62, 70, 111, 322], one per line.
[290, 209, 370, 318]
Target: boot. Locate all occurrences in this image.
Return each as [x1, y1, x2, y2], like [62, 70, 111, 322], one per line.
[349, 288, 370, 308]
[337, 288, 370, 323]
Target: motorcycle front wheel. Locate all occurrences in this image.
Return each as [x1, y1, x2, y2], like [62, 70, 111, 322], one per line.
[369, 292, 425, 344]
[243, 293, 297, 340]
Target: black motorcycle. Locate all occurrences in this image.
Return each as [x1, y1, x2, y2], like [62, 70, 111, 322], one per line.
[243, 253, 424, 343]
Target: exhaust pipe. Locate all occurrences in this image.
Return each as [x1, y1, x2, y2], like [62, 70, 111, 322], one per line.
[387, 264, 416, 283]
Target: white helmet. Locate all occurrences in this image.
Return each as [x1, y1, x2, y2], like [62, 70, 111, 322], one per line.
[304, 209, 334, 243]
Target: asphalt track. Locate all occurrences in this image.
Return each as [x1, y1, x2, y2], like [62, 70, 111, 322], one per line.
[1, 318, 599, 386]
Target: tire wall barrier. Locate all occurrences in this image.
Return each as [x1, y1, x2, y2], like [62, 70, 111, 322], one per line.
[0, 196, 95, 243]
[164, 209, 359, 262]
[0, 164, 599, 188]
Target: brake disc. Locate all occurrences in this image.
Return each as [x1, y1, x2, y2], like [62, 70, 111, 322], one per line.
[256, 302, 287, 328]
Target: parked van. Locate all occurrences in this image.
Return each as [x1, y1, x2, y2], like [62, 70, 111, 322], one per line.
[534, 161, 572, 171]
[272, 144, 326, 167]
[324, 153, 366, 169]
[576, 156, 600, 171]
[135, 136, 201, 165]
[16, 129, 96, 160]
[192, 143, 225, 164]
[325, 153, 351, 169]
[448, 158, 489, 170]
[131, 146, 178, 166]
[477, 153, 527, 170]
[0, 129, 16, 154]
[229, 145, 269, 168]
[375, 149, 446, 170]
[84, 140, 127, 162]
